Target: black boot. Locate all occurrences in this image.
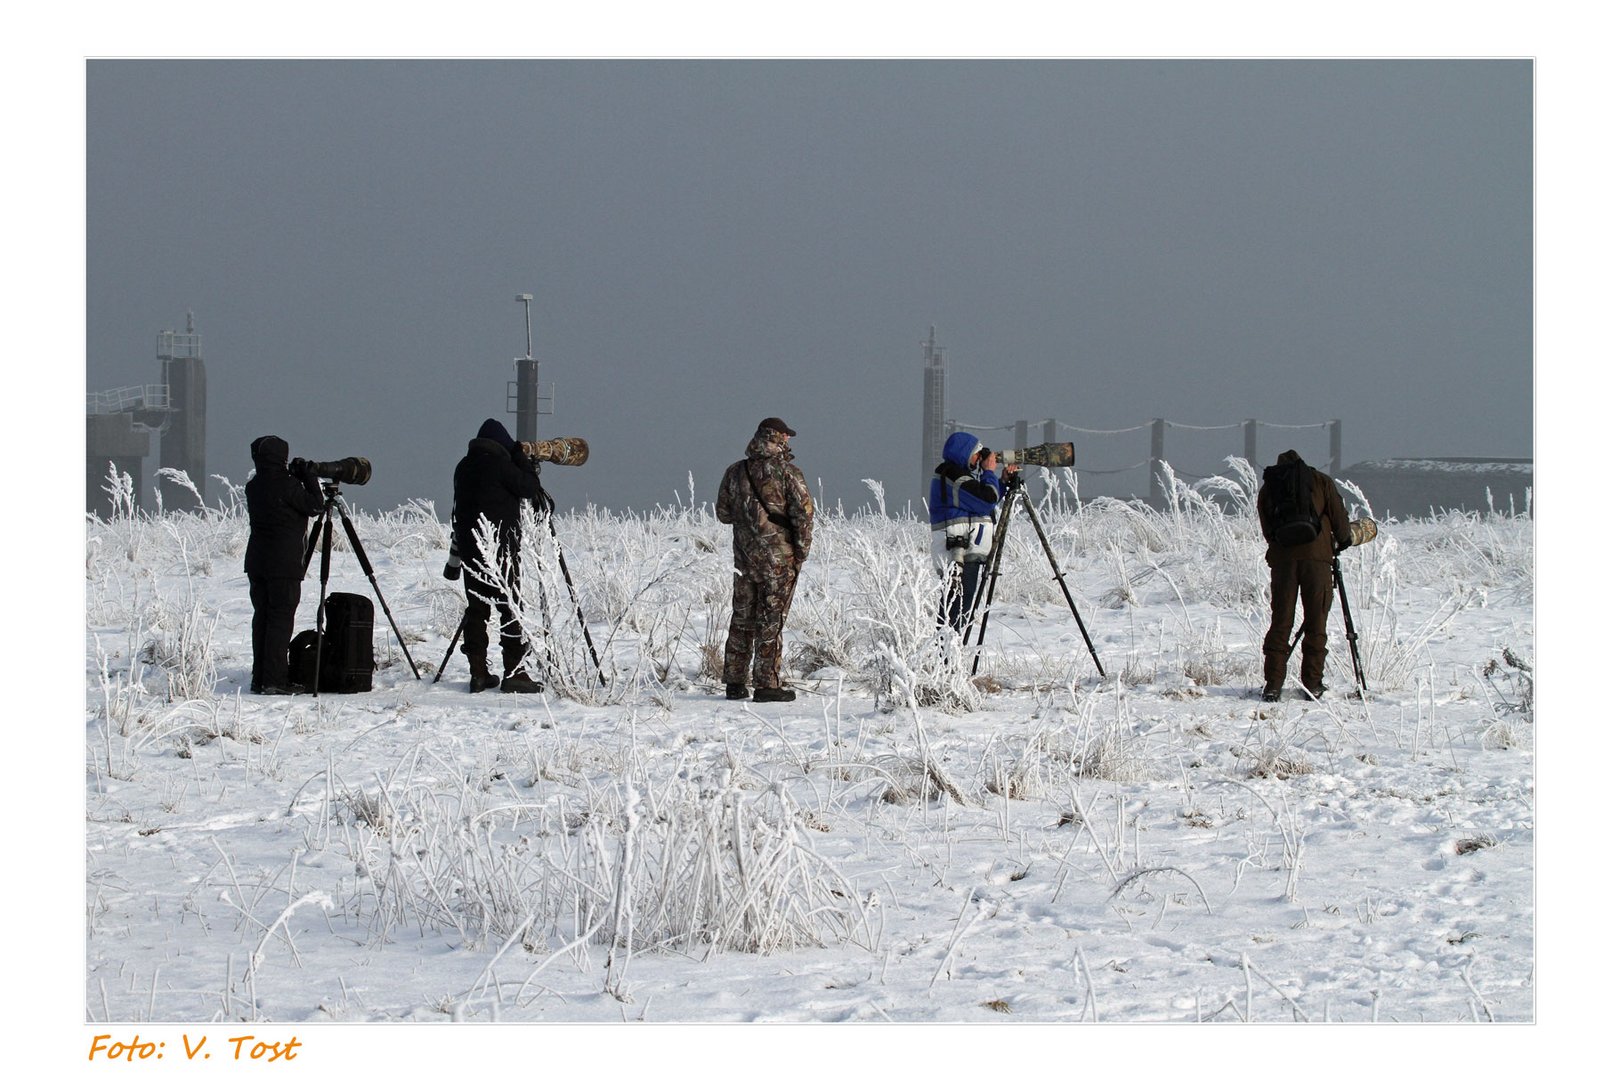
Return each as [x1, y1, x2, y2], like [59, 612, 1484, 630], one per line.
[725, 683, 749, 700]
[469, 658, 500, 693]
[753, 686, 796, 703]
[501, 670, 544, 694]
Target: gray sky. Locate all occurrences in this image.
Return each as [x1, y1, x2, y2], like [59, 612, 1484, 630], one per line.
[86, 59, 1531, 515]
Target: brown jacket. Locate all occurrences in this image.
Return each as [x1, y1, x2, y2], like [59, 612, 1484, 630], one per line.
[1258, 451, 1351, 566]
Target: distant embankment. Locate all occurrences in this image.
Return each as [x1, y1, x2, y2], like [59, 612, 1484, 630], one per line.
[1338, 458, 1532, 519]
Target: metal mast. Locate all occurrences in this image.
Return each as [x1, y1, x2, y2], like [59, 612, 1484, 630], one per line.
[921, 326, 946, 506]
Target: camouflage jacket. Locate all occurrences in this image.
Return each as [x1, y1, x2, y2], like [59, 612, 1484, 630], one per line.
[716, 431, 815, 571]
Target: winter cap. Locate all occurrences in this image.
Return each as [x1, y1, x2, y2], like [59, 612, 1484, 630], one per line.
[250, 435, 289, 465]
[757, 417, 797, 437]
[477, 417, 517, 453]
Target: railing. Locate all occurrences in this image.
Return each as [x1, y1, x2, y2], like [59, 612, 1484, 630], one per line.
[87, 385, 170, 414]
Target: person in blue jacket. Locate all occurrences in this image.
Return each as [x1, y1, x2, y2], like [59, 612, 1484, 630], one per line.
[928, 432, 1018, 632]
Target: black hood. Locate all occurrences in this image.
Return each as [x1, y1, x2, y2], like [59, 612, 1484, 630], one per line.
[251, 435, 289, 467]
[476, 418, 516, 455]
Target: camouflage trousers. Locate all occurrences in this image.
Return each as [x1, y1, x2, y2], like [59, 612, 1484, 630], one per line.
[723, 566, 800, 689]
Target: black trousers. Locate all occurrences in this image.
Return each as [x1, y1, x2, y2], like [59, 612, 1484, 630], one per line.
[462, 568, 529, 677]
[249, 575, 302, 690]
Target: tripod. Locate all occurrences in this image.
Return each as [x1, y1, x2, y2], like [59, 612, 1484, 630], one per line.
[967, 472, 1106, 679]
[1332, 551, 1368, 693]
[433, 482, 606, 687]
[301, 481, 421, 695]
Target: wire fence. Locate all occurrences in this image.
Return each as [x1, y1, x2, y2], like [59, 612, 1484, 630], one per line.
[942, 417, 1341, 505]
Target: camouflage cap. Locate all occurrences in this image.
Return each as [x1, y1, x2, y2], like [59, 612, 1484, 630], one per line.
[757, 417, 797, 437]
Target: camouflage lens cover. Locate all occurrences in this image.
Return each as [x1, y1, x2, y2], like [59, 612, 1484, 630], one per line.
[520, 437, 590, 467]
[1347, 518, 1378, 547]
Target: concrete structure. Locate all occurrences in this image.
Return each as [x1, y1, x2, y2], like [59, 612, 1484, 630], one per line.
[86, 314, 208, 517]
[86, 412, 152, 516]
[157, 320, 207, 511]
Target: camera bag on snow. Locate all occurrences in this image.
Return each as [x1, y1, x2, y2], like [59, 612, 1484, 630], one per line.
[289, 592, 375, 693]
[1261, 458, 1321, 547]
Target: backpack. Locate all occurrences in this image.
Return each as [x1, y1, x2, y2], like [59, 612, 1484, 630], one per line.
[288, 592, 375, 693]
[1261, 458, 1321, 547]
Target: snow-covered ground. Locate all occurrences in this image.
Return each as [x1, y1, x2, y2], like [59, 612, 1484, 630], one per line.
[80, 464, 1535, 1054]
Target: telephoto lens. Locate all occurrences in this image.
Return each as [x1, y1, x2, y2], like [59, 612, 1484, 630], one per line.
[997, 442, 1075, 468]
[517, 438, 589, 467]
[310, 457, 372, 485]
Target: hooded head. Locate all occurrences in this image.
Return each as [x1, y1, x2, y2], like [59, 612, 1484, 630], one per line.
[756, 416, 796, 439]
[250, 435, 289, 467]
[1275, 449, 1305, 468]
[942, 431, 985, 469]
[476, 418, 517, 454]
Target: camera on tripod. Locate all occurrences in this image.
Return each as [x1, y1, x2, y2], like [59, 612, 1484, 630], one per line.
[293, 457, 372, 486]
[993, 441, 1075, 469]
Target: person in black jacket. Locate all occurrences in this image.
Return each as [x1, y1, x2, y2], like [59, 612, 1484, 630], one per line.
[244, 435, 323, 693]
[445, 419, 544, 693]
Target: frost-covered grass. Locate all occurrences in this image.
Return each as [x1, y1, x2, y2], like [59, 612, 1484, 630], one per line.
[84, 465, 1533, 1024]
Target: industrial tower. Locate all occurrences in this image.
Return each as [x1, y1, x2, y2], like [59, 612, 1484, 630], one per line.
[86, 313, 208, 516]
[508, 293, 554, 442]
[921, 326, 946, 505]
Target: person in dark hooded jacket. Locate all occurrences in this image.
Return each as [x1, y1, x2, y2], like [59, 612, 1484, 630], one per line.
[244, 435, 323, 693]
[1258, 449, 1353, 701]
[446, 419, 545, 693]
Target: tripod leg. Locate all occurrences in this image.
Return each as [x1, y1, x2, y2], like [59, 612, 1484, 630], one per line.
[968, 492, 1019, 676]
[544, 509, 607, 687]
[1019, 495, 1106, 679]
[434, 611, 465, 684]
[336, 503, 422, 678]
[1332, 555, 1368, 693]
[1284, 623, 1305, 662]
[312, 513, 333, 698]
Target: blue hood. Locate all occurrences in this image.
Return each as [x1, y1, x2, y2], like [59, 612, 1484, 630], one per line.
[942, 431, 984, 469]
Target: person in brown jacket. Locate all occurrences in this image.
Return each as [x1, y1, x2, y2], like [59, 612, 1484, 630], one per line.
[1258, 449, 1352, 701]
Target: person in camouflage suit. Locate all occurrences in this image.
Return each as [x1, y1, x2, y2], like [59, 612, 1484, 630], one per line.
[715, 417, 814, 702]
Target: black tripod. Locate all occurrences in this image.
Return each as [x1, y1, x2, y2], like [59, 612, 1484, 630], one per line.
[301, 481, 421, 695]
[1332, 551, 1368, 693]
[967, 472, 1106, 679]
[434, 483, 606, 688]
